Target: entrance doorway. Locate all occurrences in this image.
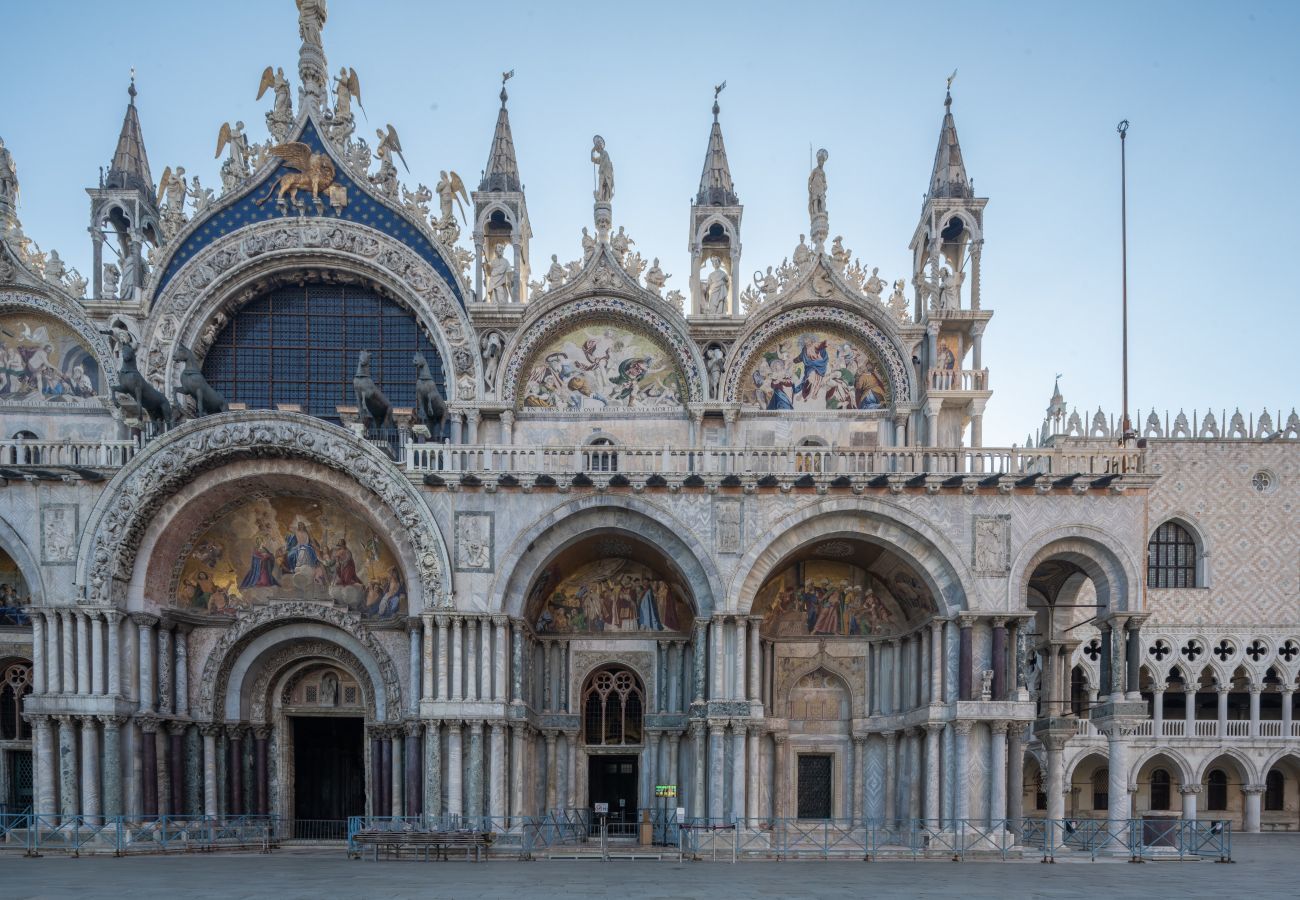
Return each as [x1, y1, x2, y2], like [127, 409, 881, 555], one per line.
[589, 754, 638, 835]
[293, 716, 364, 838]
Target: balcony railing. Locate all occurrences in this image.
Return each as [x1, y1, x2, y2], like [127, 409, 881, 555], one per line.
[1070, 716, 1300, 741]
[929, 368, 990, 392]
[0, 438, 138, 469]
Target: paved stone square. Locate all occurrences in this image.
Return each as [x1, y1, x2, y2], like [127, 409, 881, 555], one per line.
[0, 835, 1292, 899]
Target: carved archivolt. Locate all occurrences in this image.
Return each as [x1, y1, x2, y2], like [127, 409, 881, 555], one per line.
[140, 218, 479, 398]
[76, 411, 448, 605]
[246, 640, 376, 723]
[196, 601, 401, 722]
[774, 651, 864, 717]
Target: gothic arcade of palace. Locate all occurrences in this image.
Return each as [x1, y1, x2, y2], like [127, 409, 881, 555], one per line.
[0, 8, 1298, 839]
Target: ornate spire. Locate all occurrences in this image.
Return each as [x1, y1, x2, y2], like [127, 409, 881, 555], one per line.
[479, 72, 521, 193]
[927, 87, 972, 200]
[106, 73, 155, 198]
[696, 84, 737, 206]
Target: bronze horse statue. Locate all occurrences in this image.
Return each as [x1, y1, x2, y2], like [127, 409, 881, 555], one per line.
[173, 343, 227, 417]
[352, 350, 392, 430]
[110, 342, 171, 429]
[413, 352, 447, 438]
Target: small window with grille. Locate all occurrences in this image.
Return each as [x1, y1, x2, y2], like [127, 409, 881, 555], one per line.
[1147, 521, 1197, 588]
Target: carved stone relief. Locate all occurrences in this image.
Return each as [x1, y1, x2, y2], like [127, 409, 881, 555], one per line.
[454, 511, 493, 573]
[972, 514, 1010, 576]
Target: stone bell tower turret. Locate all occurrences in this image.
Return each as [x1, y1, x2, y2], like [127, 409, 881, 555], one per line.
[688, 85, 742, 317]
[472, 74, 531, 304]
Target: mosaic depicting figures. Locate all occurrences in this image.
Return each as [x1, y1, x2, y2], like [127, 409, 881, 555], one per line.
[520, 324, 685, 410]
[0, 314, 100, 401]
[755, 560, 935, 638]
[739, 328, 889, 411]
[531, 558, 691, 634]
[0, 549, 31, 627]
[174, 496, 405, 618]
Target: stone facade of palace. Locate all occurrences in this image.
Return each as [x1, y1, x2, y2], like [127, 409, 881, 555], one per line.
[0, 2, 1296, 839]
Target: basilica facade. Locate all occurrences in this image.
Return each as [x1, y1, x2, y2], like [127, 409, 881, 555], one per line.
[0, 3, 1297, 842]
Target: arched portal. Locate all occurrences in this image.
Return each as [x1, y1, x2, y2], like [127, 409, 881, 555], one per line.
[580, 665, 646, 832]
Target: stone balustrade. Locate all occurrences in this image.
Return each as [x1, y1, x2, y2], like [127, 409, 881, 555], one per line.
[929, 367, 989, 392]
[0, 437, 138, 469]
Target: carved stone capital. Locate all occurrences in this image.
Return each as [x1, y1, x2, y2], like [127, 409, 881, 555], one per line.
[137, 714, 163, 734]
[168, 720, 190, 736]
[1179, 785, 1202, 795]
[252, 724, 272, 741]
[197, 722, 223, 738]
[129, 613, 159, 629]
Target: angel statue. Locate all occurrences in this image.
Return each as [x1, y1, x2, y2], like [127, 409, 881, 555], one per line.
[156, 166, 188, 234]
[434, 170, 468, 228]
[753, 266, 779, 297]
[369, 125, 406, 198]
[257, 66, 294, 143]
[329, 66, 363, 141]
[214, 121, 251, 193]
[187, 175, 215, 215]
[591, 135, 614, 203]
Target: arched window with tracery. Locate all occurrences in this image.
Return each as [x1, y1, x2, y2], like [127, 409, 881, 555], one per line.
[1150, 768, 1171, 810]
[1147, 521, 1197, 588]
[582, 667, 643, 746]
[202, 281, 445, 426]
[0, 661, 33, 740]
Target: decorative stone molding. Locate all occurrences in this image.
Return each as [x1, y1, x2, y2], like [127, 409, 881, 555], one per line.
[141, 217, 478, 397]
[195, 601, 402, 723]
[245, 638, 378, 723]
[76, 411, 448, 605]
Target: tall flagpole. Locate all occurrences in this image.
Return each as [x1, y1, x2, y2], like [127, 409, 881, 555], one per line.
[1117, 119, 1131, 445]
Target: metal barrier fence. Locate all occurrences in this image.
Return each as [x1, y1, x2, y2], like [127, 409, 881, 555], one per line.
[346, 811, 595, 858]
[1017, 817, 1231, 863]
[0, 814, 278, 856]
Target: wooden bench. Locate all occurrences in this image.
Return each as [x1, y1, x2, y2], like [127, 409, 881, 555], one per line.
[352, 830, 493, 862]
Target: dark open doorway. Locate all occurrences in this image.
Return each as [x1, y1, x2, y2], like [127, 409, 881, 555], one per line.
[588, 753, 638, 835]
[293, 716, 364, 838]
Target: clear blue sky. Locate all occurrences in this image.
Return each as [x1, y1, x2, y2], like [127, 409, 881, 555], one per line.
[3, 0, 1296, 444]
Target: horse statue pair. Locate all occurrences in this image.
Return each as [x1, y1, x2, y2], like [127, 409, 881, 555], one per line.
[352, 350, 447, 437]
[109, 342, 227, 430]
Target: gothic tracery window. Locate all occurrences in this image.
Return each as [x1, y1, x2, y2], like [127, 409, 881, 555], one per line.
[1147, 521, 1197, 588]
[582, 667, 643, 746]
[0, 662, 33, 740]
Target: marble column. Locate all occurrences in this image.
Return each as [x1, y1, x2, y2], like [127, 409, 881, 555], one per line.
[1216, 686, 1229, 738]
[511, 623, 525, 703]
[958, 618, 974, 701]
[710, 620, 725, 702]
[772, 733, 788, 819]
[447, 721, 463, 816]
[707, 723, 726, 820]
[421, 615, 435, 702]
[467, 721, 484, 819]
[690, 722, 706, 818]
[408, 619, 422, 714]
[489, 723, 506, 818]
[1282, 687, 1295, 737]
[733, 619, 746, 701]
[493, 617, 508, 702]
[1105, 723, 1130, 833]
[200, 725, 219, 817]
[692, 619, 708, 703]
[480, 620, 492, 706]
[989, 722, 1007, 827]
[953, 722, 971, 826]
[379, 732, 393, 817]
[1153, 688, 1165, 735]
[1007, 725, 1025, 835]
[106, 612, 122, 697]
[924, 723, 942, 826]
[1044, 735, 1067, 825]
[730, 722, 745, 822]
[425, 720, 442, 817]
[466, 621, 480, 702]
[852, 736, 866, 825]
[133, 614, 157, 712]
[61, 611, 76, 695]
[436, 616, 450, 700]
[747, 725, 761, 827]
[45, 611, 60, 694]
[101, 716, 125, 818]
[79, 716, 101, 822]
[1184, 686, 1196, 733]
[544, 730, 559, 811]
[450, 618, 464, 701]
[510, 725, 525, 819]
[890, 639, 901, 713]
[157, 626, 173, 715]
[992, 619, 1008, 701]
[31, 613, 47, 695]
[254, 725, 270, 815]
[1180, 785, 1199, 821]
[669, 643, 682, 713]
[748, 619, 762, 703]
[567, 732, 579, 809]
[75, 613, 90, 696]
[174, 626, 189, 717]
[541, 640, 553, 711]
[907, 728, 922, 822]
[883, 730, 898, 825]
[56, 716, 79, 819]
[33, 717, 55, 815]
[169, 722, 186, 815]
[225, 725, 242, 817]
[1249, 684, 1262, 737]
[404, 723, 421, 817]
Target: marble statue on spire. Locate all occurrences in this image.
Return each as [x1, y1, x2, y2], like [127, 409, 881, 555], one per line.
[808, 148, 829, 248]
[295, 0, 329, 109]
[0, 137, 17, 212]
[591, 135, 614, 203]
[297, 0, 328, 49]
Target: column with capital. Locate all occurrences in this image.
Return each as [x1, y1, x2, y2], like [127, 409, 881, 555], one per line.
[404, 722, 422, 817]
[465, 621, 480, 702]
[436, 616, 450, 700]
[381, 730, 394, 817]
[45, 611, 60, 693]
[1216, 685, 1229, 738]
[425, 719, 442, 817]
[408, 619, 422, 714]
[988, 722, 1008, 828]
[747, 725, 761, 827]
[225, 724, 244, 817]
[708, 722, 726, 820]
[1184, 684, 1196, 734]
[692, 619, 708, 703]
[1242, 784, 1263, 833]
[1042, 733, 1067, 831]
[730, 721, 745, 822]
[907, 728, 922, 821]
[510, 724, 525, 820]
[421, 615, 435, 703]
[710, 619, 725, 701]
[105, 612, 122, 697]
[31, 717, 55, 814]
[199, 724, 219, 817]
[958, 616, 974, 701]
[493, 617, 508, 702]
[748, 620, 762, 704]
[467, 721, 484, 819]
[953, 721, 972, 827]
[75, 612, 90, 695]
[168, 721, 187, 814]
[174, 625, 190, 717]
[883, 730, 898, 825]
[771, 732, 788, 819]
[480, 618, 492, 706]
[567, 732, 579, 809]
[31, 613, 46, 694]
[1103, 721, 1132, 838]
[924, 723, 943, 826]
[733, 619, 746, 701]
[447, 720, 463, 816]
[140, 716, 161, 817]
[543, 730, 559, 812]
[1282, 686, 1295, 737]
[101, 716, 126, 818]
[488, 722, 505, 818]
[499, 409, 515, 445]
[690, 722, 706, 819]
[450, 618, 464, 701]
[1180, 785, 1200, 821]
[61, 611, 76, 694]
[1006, 724, 1025, 835]
[79, 716, 101, 822]
[89, 611, 104, 694]
[157, 625, 173, 715]
[511, 623, 525, 703]
[1249, 683, 1263, 737]
[929, 620, 945, 704]
[55, 716, 79, 819]
[1152, 686, 1165, 736]
[133, 614, 157, 712]
[253, 725, 270, 815]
